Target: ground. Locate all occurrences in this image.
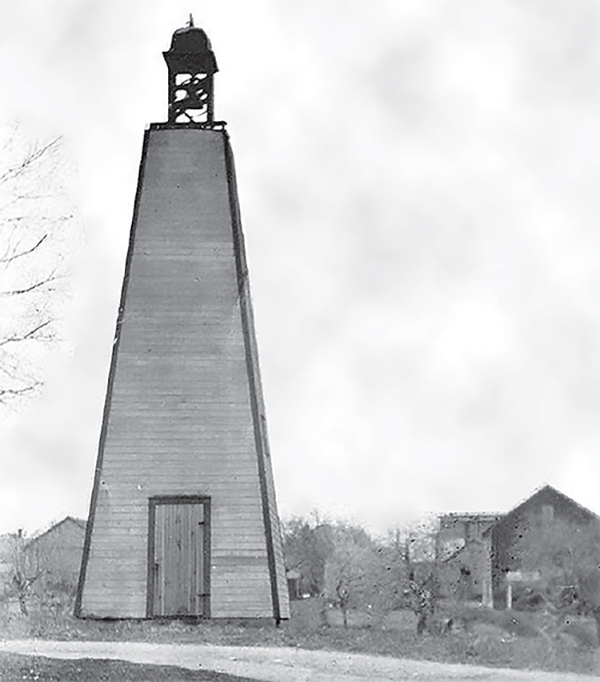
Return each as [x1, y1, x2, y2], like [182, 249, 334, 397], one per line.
[0, 652, 254, 682]
[0, 597, 598, 679]
[0, 641, 599, 682]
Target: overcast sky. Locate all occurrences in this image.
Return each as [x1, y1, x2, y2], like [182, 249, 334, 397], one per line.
[0, 0, 599, 535]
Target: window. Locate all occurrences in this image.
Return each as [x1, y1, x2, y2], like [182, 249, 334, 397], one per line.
[542, 504, 554, 524]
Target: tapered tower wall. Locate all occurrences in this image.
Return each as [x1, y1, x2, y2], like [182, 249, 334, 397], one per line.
[76, 126, 289, 620]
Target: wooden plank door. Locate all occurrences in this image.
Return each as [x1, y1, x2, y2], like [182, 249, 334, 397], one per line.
[148, 497, 210, 617]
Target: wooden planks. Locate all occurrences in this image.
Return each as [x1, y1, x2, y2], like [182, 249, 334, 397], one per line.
[151, 498, 208, 617]
[77, 127, 288, 621]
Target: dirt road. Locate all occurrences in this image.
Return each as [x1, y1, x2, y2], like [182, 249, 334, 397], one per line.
[0, 640, 597, 681]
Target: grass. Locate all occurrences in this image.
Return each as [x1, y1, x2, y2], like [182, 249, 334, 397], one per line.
[0, 592, 598, 676]
[286, 602, 599, 675]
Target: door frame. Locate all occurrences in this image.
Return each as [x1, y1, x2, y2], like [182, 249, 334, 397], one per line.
[146, 495, 211, 618]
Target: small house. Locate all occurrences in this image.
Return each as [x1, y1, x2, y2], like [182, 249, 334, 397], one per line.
[486, 485, 600, 609]
[286, 568, 301, 600]
[437, 485, 600, 609]
[23, 517, 86, 589]
[436, 512, 502, 606]
[0, 533, 18, 592]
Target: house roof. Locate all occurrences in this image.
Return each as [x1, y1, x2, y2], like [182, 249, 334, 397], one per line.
[481, 484, 600, 536]
[505, 483, 598, 520]
[439, 512, 505, 527]
[439, 512, 504, 521]
[25, 516, 87, 546]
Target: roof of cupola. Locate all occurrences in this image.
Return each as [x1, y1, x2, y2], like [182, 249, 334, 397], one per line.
[169, 25, 213, 54]
[164, 17, 218, 74]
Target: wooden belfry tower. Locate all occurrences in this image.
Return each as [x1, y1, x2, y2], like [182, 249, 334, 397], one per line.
[75, 20, 289, 622]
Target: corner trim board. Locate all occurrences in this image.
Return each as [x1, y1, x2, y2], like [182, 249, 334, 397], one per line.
[75, 129, 151, 618]
[223, 133, 282, 624]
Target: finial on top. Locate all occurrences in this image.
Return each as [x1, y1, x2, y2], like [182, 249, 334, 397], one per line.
[188, 14, 194, 28]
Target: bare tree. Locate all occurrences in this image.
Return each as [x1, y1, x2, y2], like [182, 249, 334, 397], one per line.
[0, 125, 76, 406]
[8, 530, 45, 616]
[324, 525, 376, 628]
[387, 516, 444, 635]
[283, 514, 335, 597]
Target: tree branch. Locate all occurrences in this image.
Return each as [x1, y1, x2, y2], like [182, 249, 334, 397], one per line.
[0, 271, 57, 296]
[0, 383, 41, 404]
[0, 320, 53, 347]
[0, 138, 61, 187]
[0, 234, 47, 264]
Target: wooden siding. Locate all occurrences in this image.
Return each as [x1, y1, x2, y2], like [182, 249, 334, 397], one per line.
[490, 485, 600, 608]
[77, 127, 289, 620]
[24, 518, 86, 588]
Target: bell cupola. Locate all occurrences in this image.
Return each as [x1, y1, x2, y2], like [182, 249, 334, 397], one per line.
[163, 16, 219, 124]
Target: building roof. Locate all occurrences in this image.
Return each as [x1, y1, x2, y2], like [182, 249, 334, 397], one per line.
[163, 21, 218, 74]
[168, 25, 213, 54]
[439, 512, 505, 523]
[503, 484, 598, 520]
[482, 484, 600, 536]
[25, 516, 87, 547]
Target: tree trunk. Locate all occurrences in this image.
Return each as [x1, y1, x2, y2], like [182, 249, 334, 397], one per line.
[592, 607, 600, 649]
[318, 594, 329, 627]
[12, 567, 29, 617]
[341, 603, 348, 628]
[17, 592, 28, 616]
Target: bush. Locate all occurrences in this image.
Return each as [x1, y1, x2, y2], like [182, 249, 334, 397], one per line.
[560, 618, 598, 650]
[287, 598, 329, 633]
[450, 604, 540, 637]
[512, 587, 545, 612]
[496, 609, 540, 637]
